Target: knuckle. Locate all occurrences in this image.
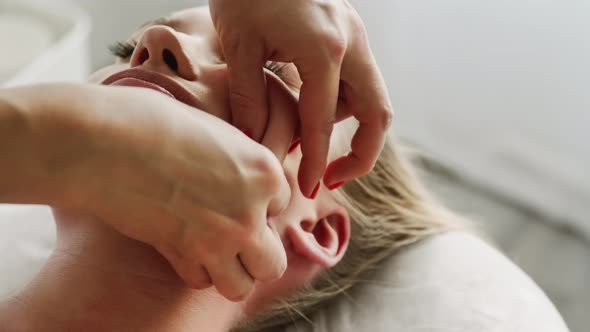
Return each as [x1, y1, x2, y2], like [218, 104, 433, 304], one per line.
[253, 149, 284, 193]
[321, 32, 347, 62]
[348, 8, 367, 37]
[318, 1, 340, 24]
[378, 104, 394, 130]
[317, 0, 337, 12]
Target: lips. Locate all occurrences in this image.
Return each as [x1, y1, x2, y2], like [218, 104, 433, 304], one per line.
[101, 68, 201, 109]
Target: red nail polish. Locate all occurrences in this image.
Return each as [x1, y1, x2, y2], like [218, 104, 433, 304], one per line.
[327, 181, 345, 190]
[310, 182, 320, 199]
[241, 128, 252, 139]
[288, 138, 301, 153]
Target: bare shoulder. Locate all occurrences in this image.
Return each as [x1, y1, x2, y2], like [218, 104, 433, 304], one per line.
[286, 231, 570, 332]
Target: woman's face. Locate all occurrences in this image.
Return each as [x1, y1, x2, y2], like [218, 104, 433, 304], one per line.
[88, 7, 350, 314]
[89, 7, 302, 123]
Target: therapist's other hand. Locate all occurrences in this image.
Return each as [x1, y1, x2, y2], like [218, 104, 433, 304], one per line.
[210, 0, 394, 198]
[44, 84, 294, 301]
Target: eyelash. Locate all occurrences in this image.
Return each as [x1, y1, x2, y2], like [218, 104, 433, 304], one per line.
[109, 41, 137, 58]
[108, 41, 288, 77]
[264, 61, 288, 77]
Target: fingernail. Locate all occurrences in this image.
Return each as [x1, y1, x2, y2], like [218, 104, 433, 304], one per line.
[310, 182, 320, 199]
[240, 128, 252, 139]
[288, 138, 301, 153]
[327, 181, 345, 190]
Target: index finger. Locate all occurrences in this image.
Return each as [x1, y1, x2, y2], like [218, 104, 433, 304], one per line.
[222, 33, 269, 142]
[238, 213, 288, 282]
[260, 73, 300, 164]
[295, 59, 342, 198]
[322, 53, 393, 188]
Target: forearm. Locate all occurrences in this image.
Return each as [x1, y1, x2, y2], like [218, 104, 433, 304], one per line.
[0, 84, 87, 206]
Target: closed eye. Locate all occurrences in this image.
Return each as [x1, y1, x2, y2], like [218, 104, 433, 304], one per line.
[108, 25, 297, 87]
[109, 41, 137, 59]
[264, 61, 301, 91]
[264, 61, 288, 77]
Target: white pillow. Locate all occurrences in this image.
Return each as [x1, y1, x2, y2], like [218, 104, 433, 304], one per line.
[0, 208, 569, 331]
[282, 232, 570, 332]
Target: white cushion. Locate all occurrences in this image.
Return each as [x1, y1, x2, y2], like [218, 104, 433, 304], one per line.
[0, 207, 569, 331]
[283, 232, 570, 332]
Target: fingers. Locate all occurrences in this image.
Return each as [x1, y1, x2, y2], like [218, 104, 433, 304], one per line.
[323, 117, 386, 186]
[238, 218, 287, 282]
[244, 77, 293, 282]
[260, 73, 300, 163]
[295, 59, 341, 198]
[207, 254, 255, 301]
[266, 158, 292, 218]
[222, 33, 269, 142]
[163, 195, 286, 300]
[157, 244, 213, 289]
[323, 47, 393, 187]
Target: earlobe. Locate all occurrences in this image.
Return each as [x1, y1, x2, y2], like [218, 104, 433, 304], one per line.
[287, 211, 350, 268]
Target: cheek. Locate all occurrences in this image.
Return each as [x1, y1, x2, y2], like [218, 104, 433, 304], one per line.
[87, 63, 130, 83]
[283, 150, 302, 189]
[198, 66, 232, 123]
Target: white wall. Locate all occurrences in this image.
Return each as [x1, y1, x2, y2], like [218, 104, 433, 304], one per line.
[74, 0, 589, 236]
[350, 0, 590, 236]
[73, 0, 208, 69]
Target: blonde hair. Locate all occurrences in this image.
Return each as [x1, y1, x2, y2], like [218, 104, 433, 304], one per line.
[237, 120, 467, 331]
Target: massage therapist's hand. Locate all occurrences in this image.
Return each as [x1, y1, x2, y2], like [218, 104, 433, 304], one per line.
[0, 83, 293, 301]
[210, 0, 394, 197]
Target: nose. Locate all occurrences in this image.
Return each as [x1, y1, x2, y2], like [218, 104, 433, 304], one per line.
[130, 26, 198, 81]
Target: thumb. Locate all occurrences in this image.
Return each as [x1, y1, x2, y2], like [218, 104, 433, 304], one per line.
[223, 35, 268, 142]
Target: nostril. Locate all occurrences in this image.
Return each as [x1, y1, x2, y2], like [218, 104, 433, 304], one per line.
[138, 48, 149, 65]
[162, 49, 178, 72]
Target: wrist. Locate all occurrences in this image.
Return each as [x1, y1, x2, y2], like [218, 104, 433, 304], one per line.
[0, 84, 93, 207]
[0, 86, 52, 204]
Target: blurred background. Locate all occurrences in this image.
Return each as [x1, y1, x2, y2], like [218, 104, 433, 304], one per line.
[0, 0, 588, 330]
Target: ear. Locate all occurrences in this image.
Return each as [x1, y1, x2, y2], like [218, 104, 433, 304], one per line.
[288, 209, 350, 268]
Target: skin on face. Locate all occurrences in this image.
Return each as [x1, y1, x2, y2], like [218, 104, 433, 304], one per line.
[87, 7, 350, 315]
[89, 7, 303, 123]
